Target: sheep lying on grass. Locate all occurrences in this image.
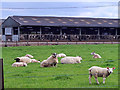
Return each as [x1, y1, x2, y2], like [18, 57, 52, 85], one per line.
[14, 54, 40, 64]
[57, 53, 66, 57]
[88, 66, 115, 84]
[40, 53, 58, 67]
[12, 62, 27, 67]
[60, 56, 82, 64]
[91, 52, 101, 58]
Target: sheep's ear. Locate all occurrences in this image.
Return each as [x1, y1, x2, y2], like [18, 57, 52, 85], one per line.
[107, 67, 109, 69]
[113, 67, 115, 69]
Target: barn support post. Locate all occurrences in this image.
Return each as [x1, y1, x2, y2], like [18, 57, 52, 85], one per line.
[18, 27, 20, 41]
[60, 27, 62, 35]
[40, 27, 42, 40]
[116, 28, 117, 36]
[79, 28, 81, 36]
[97, 28, 100, 40]
[0, 59, 4, 90]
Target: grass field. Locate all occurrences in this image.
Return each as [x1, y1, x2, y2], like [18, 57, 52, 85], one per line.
[2, 44, 118, 88]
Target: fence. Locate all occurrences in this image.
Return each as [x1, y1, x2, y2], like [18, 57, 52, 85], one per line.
[0, 59, 4, 90]
[20, 34, 120, 42]
[1, 41, 120, 47]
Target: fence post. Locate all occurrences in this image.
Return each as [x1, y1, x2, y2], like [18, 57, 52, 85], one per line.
[0, 59, 4, 90]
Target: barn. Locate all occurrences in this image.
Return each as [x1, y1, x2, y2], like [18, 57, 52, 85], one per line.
[1, 16, 120, 42]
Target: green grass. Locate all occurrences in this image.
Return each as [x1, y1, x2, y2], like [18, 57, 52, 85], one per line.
[2, 44, 118, 88]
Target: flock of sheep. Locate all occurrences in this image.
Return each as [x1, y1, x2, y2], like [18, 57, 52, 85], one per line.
[12, 52, 115, 85]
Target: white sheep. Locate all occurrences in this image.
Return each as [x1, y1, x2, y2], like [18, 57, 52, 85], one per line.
[12, 62, 27, 67]
[91, 52, 101, 58]
[60, 56, 82, 64]
[40, 53, 58, 67]
[14, 54, 40, 64]
[14, 57, 32, 64]
[88, 66, 115, 84]
[57, 53, 66, 57]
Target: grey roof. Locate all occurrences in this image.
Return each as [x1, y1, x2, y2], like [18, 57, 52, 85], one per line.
[0, 19, 5, 26]
[9, 16, 119, 27]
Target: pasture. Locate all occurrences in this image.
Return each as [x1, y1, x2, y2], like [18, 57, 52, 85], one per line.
[2, 44, 118, 88]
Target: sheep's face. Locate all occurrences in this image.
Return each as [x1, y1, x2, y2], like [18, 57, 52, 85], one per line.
[91, 52, 95, 55]
[52, 53, 57, 58]
[107, 67, 115, 74]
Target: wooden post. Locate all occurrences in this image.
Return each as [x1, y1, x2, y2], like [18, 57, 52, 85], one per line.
[40, 27, 42, 39]
[116, 28, 117, 36]
[79, 28, 81, 36]
[0, 59, 4, 90]
[18, 27, 20, 41]
[60, 27, 62, 35]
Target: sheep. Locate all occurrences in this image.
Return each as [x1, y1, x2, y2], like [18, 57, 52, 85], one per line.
[14, 54, 40, 63]
[14, 57, 32, 64]
[91, 52, 101, 58]
[12, 62, 27, 67]
[40, 53, 58, 67]
[57, 53, 66, 57]
[88, 66, 115, 84]
[60, 56, 82, 64]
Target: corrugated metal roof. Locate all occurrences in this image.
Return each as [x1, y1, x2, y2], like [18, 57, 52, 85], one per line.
[9, 16, 119, 27]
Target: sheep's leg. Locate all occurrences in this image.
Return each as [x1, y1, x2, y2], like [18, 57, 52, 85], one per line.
[103, 75, 106, 84]
[103, 78, 106, 84]
[89, 74, 92, 84]
[94, 73, 99, 84]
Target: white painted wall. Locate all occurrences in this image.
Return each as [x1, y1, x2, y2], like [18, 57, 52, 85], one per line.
[2, 35, 6, 41]
[12, 35, 18, 41]
[5, 27, 12, 35]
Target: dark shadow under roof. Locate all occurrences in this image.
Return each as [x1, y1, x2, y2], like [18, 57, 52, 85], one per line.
[9, 16, 119, 27]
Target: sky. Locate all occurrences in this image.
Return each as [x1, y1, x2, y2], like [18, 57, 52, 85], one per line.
[0, 0, 119, 19]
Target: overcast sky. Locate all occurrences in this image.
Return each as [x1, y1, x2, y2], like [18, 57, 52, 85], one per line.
[0, 0, 119, 19]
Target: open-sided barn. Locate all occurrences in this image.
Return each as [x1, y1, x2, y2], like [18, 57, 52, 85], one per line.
[1, 16, 120, 41]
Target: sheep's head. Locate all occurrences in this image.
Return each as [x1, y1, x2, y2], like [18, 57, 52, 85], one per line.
[23, 63, 27, 67]
[91, 52, 95, 55]
[107, 67, 115, 74]
[14, 58, 20, 62]
[52, 53, 57, 58]
[76, 56, 82, 61]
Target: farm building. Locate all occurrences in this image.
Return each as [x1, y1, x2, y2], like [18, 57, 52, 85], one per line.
[1, 16, 120, 41]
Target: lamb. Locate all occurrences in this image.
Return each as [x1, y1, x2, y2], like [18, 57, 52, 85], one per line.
[91, 52, 101, 58]
[14, 54, 39, 64]
[88, 66, 115, 84]
[40, 53, 58, 67]
[12, 62, 27, 67]
[14, 57, 32, 64]
[60, 56, 82, 64]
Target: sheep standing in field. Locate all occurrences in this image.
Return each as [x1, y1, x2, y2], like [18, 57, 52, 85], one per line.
[12, 62, 27, 67]
[14, 54, 40, 64]
[88, 66, 115, 84]
[60, 56, 82, 64]
[40, 53, 58, 67]
[91, 52, 101, 58]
